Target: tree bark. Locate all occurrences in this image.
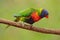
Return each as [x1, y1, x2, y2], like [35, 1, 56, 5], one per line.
[0, 18, 60, 35]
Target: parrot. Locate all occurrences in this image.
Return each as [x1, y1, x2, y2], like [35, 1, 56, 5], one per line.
[14, 8, 48, 24]
[6, 8, 48, 29]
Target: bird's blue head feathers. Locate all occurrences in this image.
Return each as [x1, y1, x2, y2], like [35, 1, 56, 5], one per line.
[40, 9, 48, 18]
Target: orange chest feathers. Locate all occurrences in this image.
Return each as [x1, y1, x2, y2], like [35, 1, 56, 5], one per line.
[31, 11, 41, 22]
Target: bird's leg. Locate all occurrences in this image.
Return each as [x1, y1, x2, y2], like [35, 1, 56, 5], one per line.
[21, 22, 33, 29]
[18, 21, 25, 27]
[29, 24, 33, 29]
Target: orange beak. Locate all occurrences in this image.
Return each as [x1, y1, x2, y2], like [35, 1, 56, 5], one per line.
[45, 15, 48, 18]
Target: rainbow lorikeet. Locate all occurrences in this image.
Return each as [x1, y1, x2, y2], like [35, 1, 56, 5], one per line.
[14, 8, 48, 24]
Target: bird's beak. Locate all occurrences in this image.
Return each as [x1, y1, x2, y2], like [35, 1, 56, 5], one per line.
[45, 15, 48, 18]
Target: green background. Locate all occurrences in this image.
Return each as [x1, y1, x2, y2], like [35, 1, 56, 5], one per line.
[0, 0, 60, 40]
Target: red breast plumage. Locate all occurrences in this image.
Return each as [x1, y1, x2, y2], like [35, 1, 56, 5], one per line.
[31, 11, 41, 22]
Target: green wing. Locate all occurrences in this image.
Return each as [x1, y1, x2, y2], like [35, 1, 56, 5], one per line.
[14, 8, 35, 17]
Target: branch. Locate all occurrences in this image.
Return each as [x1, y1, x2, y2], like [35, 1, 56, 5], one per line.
[0, 18, 60, 35]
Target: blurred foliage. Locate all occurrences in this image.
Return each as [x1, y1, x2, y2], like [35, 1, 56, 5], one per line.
[0, 0, 60, 40]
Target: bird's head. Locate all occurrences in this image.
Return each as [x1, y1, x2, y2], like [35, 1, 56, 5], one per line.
[40, 9, 48, 18]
